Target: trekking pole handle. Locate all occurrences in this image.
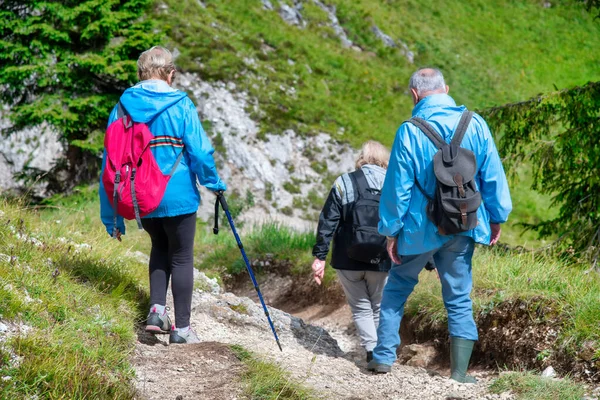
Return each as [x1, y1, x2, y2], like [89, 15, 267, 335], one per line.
[213, 191, 229, 235]
[217, 190, 228, 211]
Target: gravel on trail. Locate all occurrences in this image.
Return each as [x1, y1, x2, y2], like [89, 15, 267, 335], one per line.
[133, 272, 514, 400]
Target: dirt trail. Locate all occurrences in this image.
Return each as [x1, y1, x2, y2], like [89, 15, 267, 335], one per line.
[132, 272, 512, 400]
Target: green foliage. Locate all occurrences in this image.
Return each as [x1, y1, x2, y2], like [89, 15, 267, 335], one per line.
[159, 0, 600, 148]
[484, 81, 600, 262]
[230, 345, 316, 400]
[220, 190, 256, 228]
[200, 223, 314, 277]
[0, 0, 161, 151]
[283, 181, 301, 194]
[490, 371, 586, 400]
[0, 200, 147, 398]
[407, 247, 600, 354]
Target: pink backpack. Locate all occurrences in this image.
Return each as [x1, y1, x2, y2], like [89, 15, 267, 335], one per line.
[102, 103, 182, 237]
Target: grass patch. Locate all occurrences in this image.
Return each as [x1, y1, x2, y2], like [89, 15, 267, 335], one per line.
[230, 345, 316, 400]
[154, 0, 596, 252]
[161, 0, 600, 147]
[0, 200, 148, 398]
[200, 223, 315, 277]
[406, 247, 600, 355]
[490, 372, 586, 400]
[229, 303, 249, 315]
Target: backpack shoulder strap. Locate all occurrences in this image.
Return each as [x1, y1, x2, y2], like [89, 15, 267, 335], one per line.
[450, 110, 474, 147]
[117, 101, 127, 118]
[353, 168, 370, 193]
[347, 170, 360, 201]
[407, 117, 446, 149]
[116, 101, 132, 128]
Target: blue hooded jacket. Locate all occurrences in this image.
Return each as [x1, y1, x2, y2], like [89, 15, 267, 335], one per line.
[99, 80, 226, 236]
[378, 94, 512, 255]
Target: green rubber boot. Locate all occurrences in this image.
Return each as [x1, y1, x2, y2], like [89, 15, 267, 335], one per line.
[450, 337, 477, 383]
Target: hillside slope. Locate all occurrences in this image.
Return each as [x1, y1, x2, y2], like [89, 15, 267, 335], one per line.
[153, 0, 600, 241]
[160, 0, 600, 146]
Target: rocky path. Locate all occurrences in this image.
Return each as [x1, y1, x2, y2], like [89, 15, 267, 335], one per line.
[133, 272, 513, 400]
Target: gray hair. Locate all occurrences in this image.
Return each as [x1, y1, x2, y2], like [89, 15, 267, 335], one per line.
[409, 68, 446, 96]
[137, 46, 176, 81]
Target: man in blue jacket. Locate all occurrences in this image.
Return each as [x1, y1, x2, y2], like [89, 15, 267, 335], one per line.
[99, 46, 226, 344]
[367, 68, 512, 382]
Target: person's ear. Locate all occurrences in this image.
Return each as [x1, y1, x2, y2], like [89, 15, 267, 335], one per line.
[167, 70, 175, 85]
[410, 88, 420, 105]
[445, 85, 450, 94]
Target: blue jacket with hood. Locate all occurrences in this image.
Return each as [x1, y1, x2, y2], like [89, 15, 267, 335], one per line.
[99, 80, 226, 236]
[378, 94, 512, 255]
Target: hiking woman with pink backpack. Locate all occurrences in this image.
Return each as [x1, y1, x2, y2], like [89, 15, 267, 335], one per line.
[99, 46, 227, 344]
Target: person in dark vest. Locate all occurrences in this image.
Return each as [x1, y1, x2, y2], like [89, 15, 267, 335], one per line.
[99, 46, 227, 344]
[312, 140, 392, 363]
[367, 68, 512, 382]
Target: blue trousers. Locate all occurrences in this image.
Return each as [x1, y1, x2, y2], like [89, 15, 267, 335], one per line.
[372, 236, 478, 365]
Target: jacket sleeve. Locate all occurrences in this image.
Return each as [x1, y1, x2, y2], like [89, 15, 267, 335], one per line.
[181, 99, 227, 192]
[312, 187, 342, 260]
[99, 105, 126, 237]
[475, 116, 512, 223]
[378, 124, 415, 238]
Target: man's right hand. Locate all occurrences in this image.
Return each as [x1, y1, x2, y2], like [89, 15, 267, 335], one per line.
[311, 258, 326, 285]
[114, 228, 122, 242]
[490, 223, 501, 246]
[386, 237, 401, 265]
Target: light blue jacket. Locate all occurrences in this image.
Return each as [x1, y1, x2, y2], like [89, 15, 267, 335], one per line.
[99, 80, 226, 236]
[378, 94, 512, 255]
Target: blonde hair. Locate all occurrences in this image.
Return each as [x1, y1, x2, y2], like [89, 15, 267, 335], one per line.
[137, 46, 176, 81]
[355, 140, 390, 169]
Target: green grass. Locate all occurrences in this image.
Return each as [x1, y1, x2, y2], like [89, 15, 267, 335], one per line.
[162, 0, 600, 147]
[406, 246, 600, 354]
[230, 345, 316, 400]
[3, 181, 597, 398]
[156, 0, 596, 248]
[0, 201, 148, 399]
[200, 222, 316, 276]
[490, 372, 586, 400]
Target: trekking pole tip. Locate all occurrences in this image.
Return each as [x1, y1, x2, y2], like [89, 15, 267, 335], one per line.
[277, 340, 283, 352]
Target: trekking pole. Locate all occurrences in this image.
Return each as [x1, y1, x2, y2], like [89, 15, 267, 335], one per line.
[213, 191, 283, 351]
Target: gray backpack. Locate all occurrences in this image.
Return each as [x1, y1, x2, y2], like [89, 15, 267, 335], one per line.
[408, 110, 481, 235]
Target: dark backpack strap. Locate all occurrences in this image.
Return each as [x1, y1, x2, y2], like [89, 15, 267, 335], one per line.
[112, 171, 121, 238]
[130, 168, 143, 230]
[347, 170, 360, 202]
[413, 174, 433, 201]
[117, 101, 132, 128]
[116, 101, 126, 118]
[450, 110, 474, 147]
[348, 168, 373, 200]
[353, 168, 369, 193]
[408, 117, 446, 149]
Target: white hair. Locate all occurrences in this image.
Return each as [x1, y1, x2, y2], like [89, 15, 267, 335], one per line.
[409, 68, 446, 96]
[355, 140, 390, 170]
[137, 46, 176, 81]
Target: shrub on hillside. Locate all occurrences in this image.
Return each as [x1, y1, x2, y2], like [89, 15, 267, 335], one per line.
[0, 0, 162, 190]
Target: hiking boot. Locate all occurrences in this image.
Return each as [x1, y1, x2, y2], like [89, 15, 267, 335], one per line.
[169, 326, 201, 344]
[450, 337, 477, 384]
[367, 360, 392, 374]
[366, 351, 373, 363]
[145, 306, 171, 334]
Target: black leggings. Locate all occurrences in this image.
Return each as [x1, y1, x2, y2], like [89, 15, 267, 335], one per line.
[141, 212, 196, 328]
